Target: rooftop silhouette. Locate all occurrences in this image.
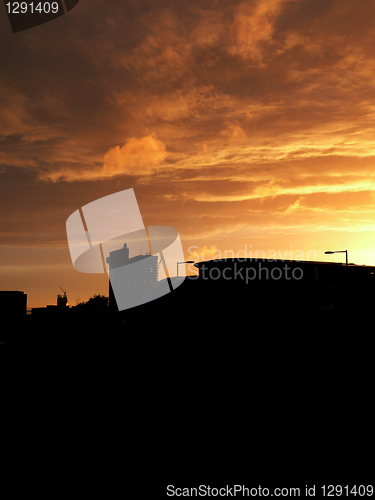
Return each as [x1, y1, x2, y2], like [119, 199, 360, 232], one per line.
[106, 242, 159, 312]
[2, 257, 375, 352]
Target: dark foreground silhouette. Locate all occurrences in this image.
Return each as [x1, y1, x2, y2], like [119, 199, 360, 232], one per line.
[1, 258, 374, 352]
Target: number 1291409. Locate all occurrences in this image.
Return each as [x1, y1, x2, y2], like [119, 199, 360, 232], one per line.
[322, 485, 374, 497]
[5, 2, 60, 14]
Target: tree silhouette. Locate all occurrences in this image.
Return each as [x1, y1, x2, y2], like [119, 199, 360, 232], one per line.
[75, 294, 109, 311]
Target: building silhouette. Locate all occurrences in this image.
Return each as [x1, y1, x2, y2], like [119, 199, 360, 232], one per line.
[57, 290, 68, 307]
[189, 258, 375, 323]
[0, 290, 27, 318]
[106, 243, 159, 311]
[31, 288, 69, 318]
[121, 257, 375, 327]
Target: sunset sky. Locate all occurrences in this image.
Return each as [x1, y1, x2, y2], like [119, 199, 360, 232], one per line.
[1, 0, 375, 308]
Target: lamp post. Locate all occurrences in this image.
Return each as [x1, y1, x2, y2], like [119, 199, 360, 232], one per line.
[177, 261, 195, 277]
[325, 250, 348, 266]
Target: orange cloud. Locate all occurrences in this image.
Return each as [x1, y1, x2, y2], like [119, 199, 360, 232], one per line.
[102, 134, 168, 176]
[228, 0, 294, 63]
[39, 135, 168, 182]
[220, 122, 246, 140]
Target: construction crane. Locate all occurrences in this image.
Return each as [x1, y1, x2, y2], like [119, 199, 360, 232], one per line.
[57, 287, 68, 307]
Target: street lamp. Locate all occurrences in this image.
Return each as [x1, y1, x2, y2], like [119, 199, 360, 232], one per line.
[325, 250, 348, 266]
[177, 261, 195, 277]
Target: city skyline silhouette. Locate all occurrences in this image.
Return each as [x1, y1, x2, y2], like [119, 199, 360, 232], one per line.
[2, 252, 375, 351]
